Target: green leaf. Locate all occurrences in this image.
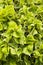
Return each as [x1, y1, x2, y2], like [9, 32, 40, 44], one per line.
[33, 50, 41, 58]
[23, 45, 33, 55]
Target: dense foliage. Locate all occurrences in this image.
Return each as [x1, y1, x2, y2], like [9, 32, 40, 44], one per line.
[0, 0, 43, 65]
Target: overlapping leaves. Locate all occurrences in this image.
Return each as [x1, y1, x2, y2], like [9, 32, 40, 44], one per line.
[0, 0, 43, 65]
